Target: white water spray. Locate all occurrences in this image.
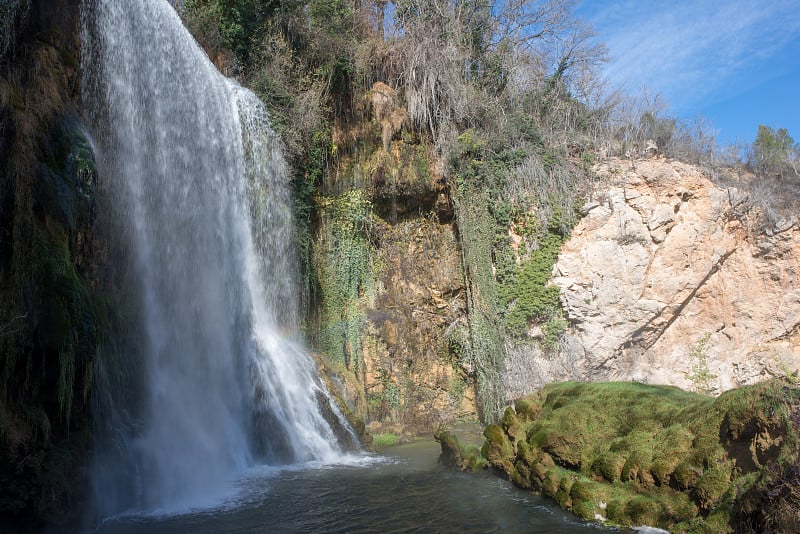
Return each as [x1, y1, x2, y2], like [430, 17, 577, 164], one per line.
[82, 0, 353, 516]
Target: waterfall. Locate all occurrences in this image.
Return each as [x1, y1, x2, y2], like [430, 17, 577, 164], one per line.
[82, 0, 353, 517]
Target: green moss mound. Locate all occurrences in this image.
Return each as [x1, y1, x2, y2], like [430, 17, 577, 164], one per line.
[438, 380, 800, 532]
[434, 430, 487, 472]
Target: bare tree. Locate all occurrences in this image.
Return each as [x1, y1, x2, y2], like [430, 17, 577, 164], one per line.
[392, 0, 607, 148]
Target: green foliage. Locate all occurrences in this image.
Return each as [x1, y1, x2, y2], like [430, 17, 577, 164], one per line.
[314, 190, 376, 373]
[541, 317, 567, 350]
[449, 134, 503, 422]
[293, 128, 331, 312]
[499, 231, 565, 336]
[685, 333, 717, 395]
[773, 356, 800, 385]
[449, 120, 581, 421]
[309, 0, 353, 35]
[447, 374, 468, 405]
[371, 432, 400, 449]
[183, 0, 284, 66]
[750, 124, 799, 180]
[366, 368, 405, 421]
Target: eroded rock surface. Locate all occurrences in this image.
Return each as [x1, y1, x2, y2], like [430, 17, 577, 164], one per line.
[363, 215, 473, 434]
[512, 158, 800, 395]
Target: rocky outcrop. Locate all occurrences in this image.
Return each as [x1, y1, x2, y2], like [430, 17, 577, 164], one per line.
[523, 158, 800, 394]
[311, 82, 475, 437]
[362, 214, 472, 435]
[1, 1, 101, 530]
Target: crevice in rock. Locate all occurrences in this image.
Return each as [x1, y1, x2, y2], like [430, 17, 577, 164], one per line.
[766, 321, 800, 344]
[627, 248, 736, 352]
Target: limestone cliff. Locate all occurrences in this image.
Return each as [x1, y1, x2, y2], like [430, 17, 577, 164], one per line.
[507, 157, 800, 396]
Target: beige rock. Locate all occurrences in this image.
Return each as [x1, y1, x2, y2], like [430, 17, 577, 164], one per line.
[509, 158, 800, 396]
[361, 216, 474, 433]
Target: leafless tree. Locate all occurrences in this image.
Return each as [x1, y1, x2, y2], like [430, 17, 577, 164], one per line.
[392, 0, 607, 150]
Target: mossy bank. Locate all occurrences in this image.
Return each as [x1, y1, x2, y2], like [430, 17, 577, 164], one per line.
[437, 379, 800, 533]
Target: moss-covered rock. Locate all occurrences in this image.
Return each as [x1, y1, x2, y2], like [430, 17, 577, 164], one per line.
[434, 430, 486, 472]
[481, 423, 515, 476]
[513, 397, 541, 421]
[437, 380, 800, 532]
[1, 2, 103, 529]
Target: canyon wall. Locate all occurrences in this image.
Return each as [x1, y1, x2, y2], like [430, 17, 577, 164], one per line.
[507, 158, 800, 397]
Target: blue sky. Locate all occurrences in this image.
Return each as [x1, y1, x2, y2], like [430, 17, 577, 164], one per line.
[576, 0, 800, 146]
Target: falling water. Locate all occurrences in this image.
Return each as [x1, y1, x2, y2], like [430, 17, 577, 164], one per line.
[82, 0, 353, 517]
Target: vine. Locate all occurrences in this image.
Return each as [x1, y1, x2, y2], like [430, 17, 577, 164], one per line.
[313, 190, 377, 376]
[449, 126, 581, 421]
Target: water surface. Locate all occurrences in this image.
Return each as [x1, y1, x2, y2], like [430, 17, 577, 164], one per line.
[95, 440, 614, 533]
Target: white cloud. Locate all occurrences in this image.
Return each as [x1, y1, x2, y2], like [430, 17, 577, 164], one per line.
[582, 0, 800, 112]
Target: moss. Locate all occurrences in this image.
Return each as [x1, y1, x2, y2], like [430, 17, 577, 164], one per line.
[444, 380, 800, 531]
[565, 477, 614, 521]
[435, 430, 486, 472]
[650, 424, 695, 485]
[617, 431, 656, 484]
[604, 498, 627, 523]
[694, 463, 733, 510]
[532, 462, 548, 484]
[512, 460, 532, 488]
[541, 468, 561, 497]
[624, 496, 662, 526]
[674, 460, 702, 489]
[501, 406, 525, 445]
[482, 423, 515, 475]
[514, 398, 541, 421]
[372, 433, 401, 449]
[516, 438, 536, 467]
[594, 450, 626, 482]
[569, 479, 598, 502]
[554, 476, 573, 508]
[466, 448, 488, 472]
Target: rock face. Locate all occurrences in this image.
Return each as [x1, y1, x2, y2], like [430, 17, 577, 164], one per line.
[1, 0, 100, 529]
[543, 158, 800, 393]
[310, 82, 475, 437]
[362, 215, 473, 434]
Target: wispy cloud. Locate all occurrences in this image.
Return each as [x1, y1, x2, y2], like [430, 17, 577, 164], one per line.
[580, 0, 800, 113]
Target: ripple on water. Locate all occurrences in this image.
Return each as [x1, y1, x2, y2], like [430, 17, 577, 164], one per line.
[93, 445, 614, 533]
